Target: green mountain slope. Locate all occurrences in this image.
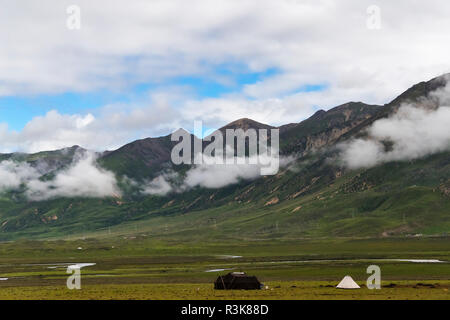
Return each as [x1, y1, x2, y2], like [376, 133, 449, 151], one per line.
[0, 75, 449, 240]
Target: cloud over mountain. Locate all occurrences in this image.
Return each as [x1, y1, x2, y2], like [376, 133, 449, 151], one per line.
[340, 82, 450, 168]
[27, 152, 121, 200]
[142, 153, 294, 195]
[0, 161, 41, 190]
[0, 152, 121, 200]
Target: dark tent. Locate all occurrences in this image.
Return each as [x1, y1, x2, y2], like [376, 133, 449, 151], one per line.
[214, 272, 262, 290]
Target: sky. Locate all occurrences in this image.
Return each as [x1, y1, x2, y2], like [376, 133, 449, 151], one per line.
[0, 0, 449, 153]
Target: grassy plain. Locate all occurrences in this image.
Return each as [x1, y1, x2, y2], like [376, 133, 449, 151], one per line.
[0, 236, 449, 300]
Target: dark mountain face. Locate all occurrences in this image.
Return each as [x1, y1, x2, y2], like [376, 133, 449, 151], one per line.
[202, 104, 380, 158]
[202, 118, 276, 158]
[0, 74, 448, 240]
[99, 129, 204, 180]
[99, 134, 174, 180]
[0, 145, 87, 176]
[387, 73, 448, 110]
[216, 118, 275, 133]
[0, 104, 379, 181]
[338, 73, 450, 142]
[279, 102, 380, 155]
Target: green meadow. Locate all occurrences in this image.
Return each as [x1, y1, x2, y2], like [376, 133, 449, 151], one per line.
[0, 236, 448, 299]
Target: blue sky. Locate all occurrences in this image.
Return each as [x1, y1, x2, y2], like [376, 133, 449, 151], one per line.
[0, 66, 326, 131]
[0, 0, 448, 153]
[0, 92, 111, 131]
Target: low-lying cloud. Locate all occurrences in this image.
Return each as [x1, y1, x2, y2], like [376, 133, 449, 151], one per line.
[340, 95, 450, 169]
[142, 171, 177, 196]
[0, 150, 294, 199]
[142, 154, 294, 196]
[0, 161, 41, 190]
[26, 153, 121, 201]
[0, 152, 121, 201]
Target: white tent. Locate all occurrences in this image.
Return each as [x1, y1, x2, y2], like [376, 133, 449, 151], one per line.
[336, 275, 360, 289]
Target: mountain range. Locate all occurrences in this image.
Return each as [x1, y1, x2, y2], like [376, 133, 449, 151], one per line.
[0, 74, 449, 240]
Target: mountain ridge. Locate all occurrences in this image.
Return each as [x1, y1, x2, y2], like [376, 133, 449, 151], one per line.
[0, 74, 448, 240]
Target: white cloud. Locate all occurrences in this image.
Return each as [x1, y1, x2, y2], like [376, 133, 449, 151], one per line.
[142, 154, 294, 195]
[339, 138, 384, 169]
[0, 111, 99, 153]
[0, 0, 450, 99]
[26, 152, 121, 200]
[340, 82, 450, 168]
[0, 99, 180, 153]
[1, 0, 447, 98]
[0, 152, 121, 200]
[142, 172, 177, 196]
[0, 161, 41, 191]
[184, 160, 264, 189]
[1, 1, 450, 152]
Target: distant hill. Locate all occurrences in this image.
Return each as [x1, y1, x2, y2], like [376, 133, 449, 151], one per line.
[0, 74, 449, 240]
